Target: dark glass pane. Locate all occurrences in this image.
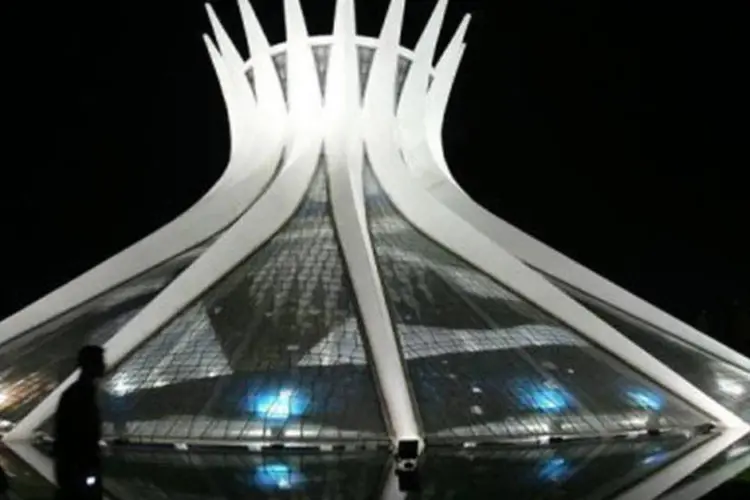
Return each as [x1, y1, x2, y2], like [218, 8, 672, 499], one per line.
[548, 280, 750, 422]
[0, 444, 56, 498]
[101, 449, 387, 500]
[0, 249, 203, 428]
[100, 158, 387, 444]
[663, 433, 750, 495]
[407, 434, 705, 499]
[363, 162, 709, 443]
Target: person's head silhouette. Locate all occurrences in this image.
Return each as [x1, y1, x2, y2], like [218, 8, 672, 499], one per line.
[77, 345, 105, 382]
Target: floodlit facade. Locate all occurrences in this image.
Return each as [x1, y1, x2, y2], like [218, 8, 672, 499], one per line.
[1, 0, 749, 496]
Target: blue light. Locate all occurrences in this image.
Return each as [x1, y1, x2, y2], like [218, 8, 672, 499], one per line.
[514, 379, 571, 413]
[626, 389, 664, 411]
[252, 388, 308, 420]
[538, 456, 571, 482]
[254, 463, 304, 490]
[642, 450, 669, 466]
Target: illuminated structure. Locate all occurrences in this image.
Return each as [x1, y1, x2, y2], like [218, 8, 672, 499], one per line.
[1, 1, 749, 495]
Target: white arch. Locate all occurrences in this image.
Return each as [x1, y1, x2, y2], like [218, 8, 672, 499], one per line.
[4, 1, 747, 470]
[402, 12, 750, 374]
[362, 3, 746, 430]
[326, 0, 422, 448]
[3, 1, 299, 441]
[0, 25, 277, 349]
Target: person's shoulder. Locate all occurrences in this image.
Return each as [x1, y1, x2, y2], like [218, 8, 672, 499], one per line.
[59, 380, 86, 402]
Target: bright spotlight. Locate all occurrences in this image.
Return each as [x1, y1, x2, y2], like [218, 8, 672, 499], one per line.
[717, 377, 745, 397]
[254, 463, 304, 490]
[625, 389, 663, 411]
[253, 388, 308, 420]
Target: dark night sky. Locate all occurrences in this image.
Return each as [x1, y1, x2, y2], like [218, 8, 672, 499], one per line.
[1, 1, 747, 354]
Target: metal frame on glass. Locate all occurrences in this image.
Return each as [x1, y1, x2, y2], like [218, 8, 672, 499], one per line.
[401, 6, 750, 375]
[2, 0, 749, 496]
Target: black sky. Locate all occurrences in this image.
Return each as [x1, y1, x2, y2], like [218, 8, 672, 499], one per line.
[1, 1, 747, 354]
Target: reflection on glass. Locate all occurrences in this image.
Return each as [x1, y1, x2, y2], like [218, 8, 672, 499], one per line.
[545, 278, 750, 422]
[0, 248, 203, 427]
[663, 434, 750, 494]
[251, 388, 309, 421]
[408, 434, 705, 499]
[363, 161, 708, 442]
[254, 462, 305, 491]
[100, 449, 387, 500]
[512, 379, 573, 413]
[625, 388, 664, 412]
[0, 445, 56, 499]
[536, 456, 572, 483]
[99, 158, 387, 444]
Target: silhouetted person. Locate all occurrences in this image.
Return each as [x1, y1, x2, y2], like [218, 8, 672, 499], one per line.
[53, 345, 104, 500]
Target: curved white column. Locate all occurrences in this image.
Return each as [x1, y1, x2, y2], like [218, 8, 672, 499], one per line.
[4, 11, 300, 441]
[397, 0, 448, 155]
[409, 17, 750, 373]
[326, 0, 422, 448]
[6, 135, 321, 441]
[5, 1, 747, 465]
[362, 5, 746, 430]
[0, 30, 275, 349]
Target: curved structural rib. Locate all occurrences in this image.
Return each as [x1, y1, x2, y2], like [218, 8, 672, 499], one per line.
[0, 18, 279, 349]
[365, 4, 745, 430]
[403, 16, 750, 374]
[326, 0, 422, 448]
[3, 0, 290, 441]
[5, 1, 748, 467]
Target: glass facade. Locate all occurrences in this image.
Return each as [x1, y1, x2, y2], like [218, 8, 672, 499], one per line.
[363, 162, 709, 443]
[99, 157, 388, 444]
[410, 434, 706, 499]
[17, 434, 706, 500]
[545, 280, 750, 422]
[246, 44, 414, 107]
[0, 249, 204, 428]
[100, 449, 387, 500]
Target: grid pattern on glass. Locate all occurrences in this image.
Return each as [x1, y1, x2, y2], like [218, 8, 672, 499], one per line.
[99, 158, 387, 444]
[547, 279, 750, 422]
[408, 434, 704, 499]
[362, 162, 709, 442]
[101, 449, 387, 500]
[0, 249, 204, 427]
